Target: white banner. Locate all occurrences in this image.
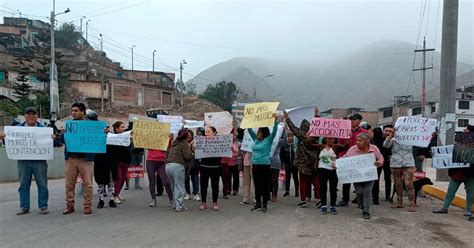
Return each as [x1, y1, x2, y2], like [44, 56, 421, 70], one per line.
[107, 131, 131, 146]
[4, 126, 54, 160]
[240, 123, 284, 156]
[184, 120, 205, 129]
[157, 115, 184, 134]
[285, 105, 318, 127]
[194, 134, 233, 159]
[336, 153, 378, 184]
[394, 116, 437, 147]
[205, 112, 233, 135]
[431, 145, 470, 169]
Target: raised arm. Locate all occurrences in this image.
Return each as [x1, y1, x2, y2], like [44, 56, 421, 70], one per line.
[248, 128, 257, 141]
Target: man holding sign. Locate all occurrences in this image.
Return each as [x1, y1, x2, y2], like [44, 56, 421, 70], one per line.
[339, 133, 384, 220]
[62, 103, 107, 215]
[0, 107, 56, 216]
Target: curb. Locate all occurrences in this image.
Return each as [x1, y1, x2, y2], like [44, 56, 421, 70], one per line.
[423, 185, 474, 211]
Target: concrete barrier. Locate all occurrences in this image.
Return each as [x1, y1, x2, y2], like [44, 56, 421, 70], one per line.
[0, 147, 66, 182]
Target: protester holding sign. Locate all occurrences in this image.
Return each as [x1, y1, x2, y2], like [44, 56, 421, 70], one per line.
[166, 128, 195, 212]
[0, 107, 55, 215]
[247, 113, 279, 213]
[433, 126, 474, 218]
[199, 126, 223, 211]
[63, 103, 105, 215]
[342, 133, 384, 220]
[384, 128, 417, 212]
[145, 138, 174, 208]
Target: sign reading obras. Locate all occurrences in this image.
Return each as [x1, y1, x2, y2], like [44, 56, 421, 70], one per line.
[132, 120, 170, 151]
[240, 102, 279, 129]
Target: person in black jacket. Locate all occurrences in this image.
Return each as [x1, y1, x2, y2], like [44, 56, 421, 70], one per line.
[372, 125, 393, 204]
[280, 132, 299, 197]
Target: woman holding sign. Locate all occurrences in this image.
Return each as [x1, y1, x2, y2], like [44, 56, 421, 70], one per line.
[247, 113, 279, 213]
[199, 126, 223, 211]
[383, 128, 417, 212]
[109, 121, 132, 205]
[343, 133, 384, 220]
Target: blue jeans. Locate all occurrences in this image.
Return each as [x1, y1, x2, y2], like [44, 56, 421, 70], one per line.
[185, 160, 200, 195]
[18, 160, 49, 210]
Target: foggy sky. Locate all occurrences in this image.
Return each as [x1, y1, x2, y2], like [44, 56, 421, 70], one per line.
[1, 0, 472, 82]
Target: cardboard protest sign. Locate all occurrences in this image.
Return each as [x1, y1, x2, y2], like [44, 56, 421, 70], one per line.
[452, 132, 474, 164]
[432, 145, 469, 169]
[308, 118, 351, 138]
[132, 120, 170, 151]
[184, 120, 205, 129]
[194, 134, 233, 159]
[127, 166, 144, 178]
[156, 115, 183, 134]
[394, 116, 437, 147]
[64, 120, 107, 153]
[204, 112, 233, 135]
[240, 123, 284, 156]
[4, 126, 54, 160]
[240, 102, 279, 129]
[335, 153, 378, 184]
[107, 131, 131, 147]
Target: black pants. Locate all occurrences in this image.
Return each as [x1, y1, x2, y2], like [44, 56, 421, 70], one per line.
[270, 168, 280, 197]
[318, 168, 338, 207]
[156, 174, 163, 195]
[372, 162, 392, 201]
[342, 183, 352, 202]
[252, 165, 271, 208]
[228, 165, 240, 192]
[285, 166, 299, 193]
[200, 166, 221, 203]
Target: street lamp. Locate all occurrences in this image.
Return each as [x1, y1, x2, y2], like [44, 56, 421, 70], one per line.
[50, 1, 70, 120]
[131, 45, 136, 70]
[152, 50, 157, 84]
[80, 16, 86, 37]
[179, 60, 187, 106]
[85, 19, 91, 42]
[253, 74, 274, 102]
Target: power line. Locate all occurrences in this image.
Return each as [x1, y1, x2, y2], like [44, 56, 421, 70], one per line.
[65, 1, 131, 21]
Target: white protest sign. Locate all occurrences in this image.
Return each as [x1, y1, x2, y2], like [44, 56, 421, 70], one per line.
[240, 123, 284, 156]
[184, 120, 205, 129]
[205, 112, 233, 135]
[107, 131, 131, 146]
[336, 153, 378, 184]
[4, 126, 54, 160]
[194, 134, 233, 159]
[431, 145, 470, 169]
[157, 115, 183, 134]
[394, 116, 437, 147]
[286, 105, 318, 127]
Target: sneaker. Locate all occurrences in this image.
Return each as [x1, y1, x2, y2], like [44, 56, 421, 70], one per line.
[464, 211, 472, 217]
[213, 203, 219, 211]
[16, 209, 30, 216]
[295, 192, 299, 198]
[175, 207, 189, 212]
[352, 198, 358, 204]
[330, 207, 337, 215]
[297, 202, 308, 208]
[184, 194, 191, 200]
[193, 194, 201, 201]
[149, 200, 157, 207]
[97, 200, 105, 209]
[124, 186, 129, 190]
[114, 197, 122, 204]
[199, 203, 207, 210]
[262, 207, 268, 213]
[156, 192, 163, 197]
[433, 208, 448, 214]
[336, 201, 348, 207]
[251, 205, 262, 212]
[320, 206, 328, 214]
[169, 201, 175, 209]
[283, 192, 290, 197]
[109, 200, 117, 208]
[62, 207, 75, 215]
[232, 191, 238, 196]
[40, 208, 49, 215]
[223, 195, 229, 200]
[240, 201, 250, 205]
[362, 212, 371, 220]
[314, 201, 322, 209]
[84, 207, 92, 215]
[118, 196, 126, 201]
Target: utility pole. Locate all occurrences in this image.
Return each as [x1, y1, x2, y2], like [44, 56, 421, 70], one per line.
[179, 60, 187, 106]
[437, 0, 459, 181]
[79, 16, 86, 37]
[100, 34, 104, 112]
[413, 37, 435, 117]
[85, 19, 90, 42]
[99, 33, 103, 52]
[131, 45, 135, 70]
[152, 50, 156, 84]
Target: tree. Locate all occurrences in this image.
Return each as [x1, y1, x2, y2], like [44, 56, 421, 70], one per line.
[0, 98, 21, 117]
[199, 81, 238, 112]
[185, 81, 197, 95]
[12, 82, 33, 99]
[55, 22, 82, 49]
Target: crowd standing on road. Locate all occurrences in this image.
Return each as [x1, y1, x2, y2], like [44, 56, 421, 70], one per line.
[1, 103, 472, 222]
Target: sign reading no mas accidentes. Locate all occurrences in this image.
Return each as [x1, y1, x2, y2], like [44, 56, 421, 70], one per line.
[4, 126, 54, 160]
[64, 120, 107, 153]
[308, 118, 351, 139]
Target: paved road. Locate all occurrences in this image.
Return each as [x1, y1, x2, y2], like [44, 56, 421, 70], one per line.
[0, 178, 472, 248]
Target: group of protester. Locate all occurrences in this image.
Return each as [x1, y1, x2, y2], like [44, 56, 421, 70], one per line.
[1, 103, 472, 221]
